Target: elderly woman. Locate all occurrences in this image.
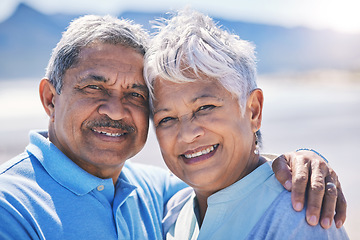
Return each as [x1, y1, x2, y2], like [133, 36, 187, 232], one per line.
[144, 9, 349, 239]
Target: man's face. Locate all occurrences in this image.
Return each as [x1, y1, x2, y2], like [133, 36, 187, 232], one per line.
[48, 43, 149, 180]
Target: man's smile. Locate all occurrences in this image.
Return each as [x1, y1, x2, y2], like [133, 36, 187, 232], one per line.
[91, 128, 127, 137]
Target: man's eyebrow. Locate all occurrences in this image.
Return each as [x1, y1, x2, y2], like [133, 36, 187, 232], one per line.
[131, 83, 149, 93]
[80, 74, 108, 83]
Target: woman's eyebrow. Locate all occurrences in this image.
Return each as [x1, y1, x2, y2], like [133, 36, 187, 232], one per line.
[192, 94, 221, 103]
[153, 107, 170, 115]
[153, 94, 222, 115]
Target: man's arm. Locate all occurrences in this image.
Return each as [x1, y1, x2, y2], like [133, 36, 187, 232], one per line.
[272, 150, 346, 229]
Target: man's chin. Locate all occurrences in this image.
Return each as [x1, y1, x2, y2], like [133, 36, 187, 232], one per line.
[86, 146, 140, 163]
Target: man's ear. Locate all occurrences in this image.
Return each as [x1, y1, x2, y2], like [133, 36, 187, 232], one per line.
[39, 78, 57, 122]
[247, 88, 264, 132]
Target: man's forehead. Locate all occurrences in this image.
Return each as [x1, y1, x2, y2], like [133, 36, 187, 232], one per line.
[65, 44, 145, 86]
[77, 69, 145, 87]
[78, 62, 139, 76]
[75, 56, 140, 73]
[76, 44, 143, 68]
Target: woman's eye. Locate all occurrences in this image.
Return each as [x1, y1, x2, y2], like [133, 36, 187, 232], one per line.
[198, 105, 216, 112]
[158, 117, 175, 126]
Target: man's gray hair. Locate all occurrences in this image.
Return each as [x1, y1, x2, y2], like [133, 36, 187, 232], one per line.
[45, 15, 149, 94]
[144, 8, 258, 112]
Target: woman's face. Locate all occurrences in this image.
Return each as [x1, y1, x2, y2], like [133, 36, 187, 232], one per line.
[152, 76, 263, 195]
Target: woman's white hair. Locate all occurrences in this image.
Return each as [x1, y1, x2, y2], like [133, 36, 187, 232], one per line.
[144, 8, 258, 112]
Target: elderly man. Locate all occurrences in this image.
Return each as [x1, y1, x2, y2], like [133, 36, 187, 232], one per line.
[0, 15, 345, 239]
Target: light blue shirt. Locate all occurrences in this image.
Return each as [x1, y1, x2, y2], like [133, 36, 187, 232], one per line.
[0, 130, 187, 239]
[163, 162, 349, 240]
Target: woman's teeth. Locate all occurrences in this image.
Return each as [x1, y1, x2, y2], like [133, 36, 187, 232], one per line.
[184, 144, 218, 159]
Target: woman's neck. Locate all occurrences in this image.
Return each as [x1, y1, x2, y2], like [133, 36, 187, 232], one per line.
[193, 192, 208, 227]
[193, 155, 268, 227]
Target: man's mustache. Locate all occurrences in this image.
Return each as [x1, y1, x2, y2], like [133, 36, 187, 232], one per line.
[85, 116, 135, 133]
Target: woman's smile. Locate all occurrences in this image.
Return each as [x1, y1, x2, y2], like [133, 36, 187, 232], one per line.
[181, 144, 219, 164]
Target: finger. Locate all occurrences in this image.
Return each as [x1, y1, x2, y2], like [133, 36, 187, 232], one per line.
[272, 154, 292, 191]
[305, 158, 328, 226]
[334, 181, 347, 228]
[290, 152, 310, 212]
[319, 176, 338, 229]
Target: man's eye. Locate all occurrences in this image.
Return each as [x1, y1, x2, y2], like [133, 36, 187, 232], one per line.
[86, 85, 101, 90]
[131, 92, 145, 99]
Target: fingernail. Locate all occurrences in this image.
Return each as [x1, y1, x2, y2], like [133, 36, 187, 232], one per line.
[284, 180, 292, 191]
[321, 218, 330, 228]
[294, 202, 303, 211]
[336, 220, 343, 228]
[307, 215, 317, 225]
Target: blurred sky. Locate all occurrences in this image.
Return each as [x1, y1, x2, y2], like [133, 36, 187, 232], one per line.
[1, 0, 360, 33]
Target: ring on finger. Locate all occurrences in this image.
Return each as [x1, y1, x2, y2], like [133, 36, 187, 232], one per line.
[326, 182, 337, 191]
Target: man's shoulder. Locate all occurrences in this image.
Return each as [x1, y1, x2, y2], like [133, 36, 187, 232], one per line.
[0, 151, 42, 196]
[0, 151, 33, 176]
[0, 130, 45, 176]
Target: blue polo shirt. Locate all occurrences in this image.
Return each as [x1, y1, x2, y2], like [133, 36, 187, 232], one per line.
[0, 130, 186, 239]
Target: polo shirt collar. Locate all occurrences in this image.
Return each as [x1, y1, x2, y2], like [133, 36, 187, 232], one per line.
[207, 161, 274, 204]
[112, 170, 138, 207]
[26, 130, 114, 196]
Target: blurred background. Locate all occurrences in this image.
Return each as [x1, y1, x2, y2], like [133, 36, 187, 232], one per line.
[0, 0, 359, 238]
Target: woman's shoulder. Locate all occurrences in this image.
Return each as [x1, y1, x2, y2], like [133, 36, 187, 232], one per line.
[246, 191, 349, 239]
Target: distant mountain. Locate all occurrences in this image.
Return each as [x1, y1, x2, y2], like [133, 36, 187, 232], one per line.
[0, 3, 79, 79]
[0, 3, 359, 79]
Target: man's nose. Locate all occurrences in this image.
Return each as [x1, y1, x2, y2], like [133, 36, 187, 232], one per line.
[98, 96, 130, 121]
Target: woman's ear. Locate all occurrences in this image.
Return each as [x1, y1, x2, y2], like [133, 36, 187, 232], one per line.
[247, 88, 264, 132]
[39, 78, 56, 122]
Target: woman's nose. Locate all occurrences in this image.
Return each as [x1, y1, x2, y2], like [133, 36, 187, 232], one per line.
[177, 117, 205, 143]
